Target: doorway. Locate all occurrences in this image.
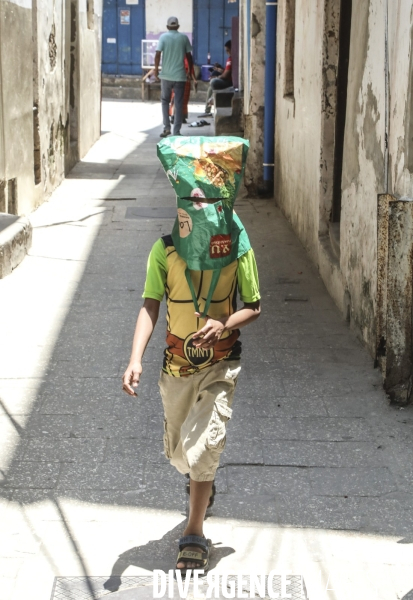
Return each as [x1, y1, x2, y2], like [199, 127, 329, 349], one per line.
[331, 0, 352, 224]
[102, 0, 146, 75]
[192, 0, 239, 67]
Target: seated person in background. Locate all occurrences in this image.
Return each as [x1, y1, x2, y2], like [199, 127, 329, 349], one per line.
[142, 68, 160, 84]
[199, 40, 232, 117]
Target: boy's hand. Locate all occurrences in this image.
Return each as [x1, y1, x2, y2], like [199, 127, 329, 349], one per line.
[192, 313, 225, 348]
[122, 362, 143, 396]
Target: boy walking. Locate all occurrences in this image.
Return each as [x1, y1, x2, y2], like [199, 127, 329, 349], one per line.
[122, 136, 261, 573]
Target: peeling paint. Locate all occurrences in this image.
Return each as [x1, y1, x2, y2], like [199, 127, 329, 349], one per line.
[341, 1, 369, 190]
[251, 12, 261, 37]
[363, 83, 384, 187]
[49, 24, 57, 69]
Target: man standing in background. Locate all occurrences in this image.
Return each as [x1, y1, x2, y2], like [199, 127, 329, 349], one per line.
[154, 17, 194, 138]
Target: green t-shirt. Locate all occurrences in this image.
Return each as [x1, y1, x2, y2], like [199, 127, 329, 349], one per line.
[156, 31, 192, 82]
[143, 238, 260, 303]
[143, 236, 260, 375]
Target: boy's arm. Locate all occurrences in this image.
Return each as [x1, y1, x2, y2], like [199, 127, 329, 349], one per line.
[192, 301, 261, 349]
[193, 248, 260, 349]
[122, 298, 160, 396]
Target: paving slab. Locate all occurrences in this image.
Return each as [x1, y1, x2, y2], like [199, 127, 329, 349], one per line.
[308, 467, 397, 496]
[263, 440, 385, 467]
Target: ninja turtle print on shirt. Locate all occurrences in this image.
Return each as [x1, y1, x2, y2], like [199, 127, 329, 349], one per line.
[142, 235, 260, 377]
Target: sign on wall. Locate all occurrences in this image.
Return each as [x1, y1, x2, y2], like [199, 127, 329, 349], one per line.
[120, 9, 130, 24]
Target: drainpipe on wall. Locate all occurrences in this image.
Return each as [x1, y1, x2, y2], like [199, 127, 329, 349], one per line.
[0, 6, 7, 181]
[384, 0, 390, 193]
[262, 0, 277, 195]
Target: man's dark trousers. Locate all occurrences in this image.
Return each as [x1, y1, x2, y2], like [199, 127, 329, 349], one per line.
[161, 79, 186, 135]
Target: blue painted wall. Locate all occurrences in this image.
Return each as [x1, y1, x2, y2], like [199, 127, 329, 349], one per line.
[102, 0, 239, 75]
[102, 0, 146, 74]
[193, 0, 239, 67]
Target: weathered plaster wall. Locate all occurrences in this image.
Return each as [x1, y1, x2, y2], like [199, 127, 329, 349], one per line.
[388, 2, 413, 197]
[0, 0, 102, 216]
[273, 0, 413, 358]
[0, 0, 35, 215]
[78, 0, 102, 158]
[274, 0, 324, 263]
[145, 0, 192, 41]
[243, 0, 265, 195]
[340, 0, 386, 352]
[36, 0, 67, 200]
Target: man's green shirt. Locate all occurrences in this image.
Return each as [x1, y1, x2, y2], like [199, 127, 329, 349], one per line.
[156, 30, 192, 82]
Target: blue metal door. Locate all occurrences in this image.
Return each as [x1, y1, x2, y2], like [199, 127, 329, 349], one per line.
[102, 0, 145, 74]
[193, 0, 239, 67]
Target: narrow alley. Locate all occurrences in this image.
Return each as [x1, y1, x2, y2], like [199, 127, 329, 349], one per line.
[0, 100, 413, 599]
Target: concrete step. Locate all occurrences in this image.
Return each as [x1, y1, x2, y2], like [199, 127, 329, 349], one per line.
[0, 213, 32, 278]
[102, 86, 141, 100]
[214, 91, 244, 136]
[102, 75, 142, 88]
[102, 84, 207, 103]
[102, 75, 209, 102]
[102, 74, 210, 91]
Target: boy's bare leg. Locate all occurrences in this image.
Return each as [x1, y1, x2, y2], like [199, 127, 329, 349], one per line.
[176, 479, 213, 569]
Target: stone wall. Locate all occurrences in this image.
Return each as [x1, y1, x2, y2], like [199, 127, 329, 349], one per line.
[339, 0, 386, 353]
[0, 0, 102, 217]
[241, 0, 266, 195]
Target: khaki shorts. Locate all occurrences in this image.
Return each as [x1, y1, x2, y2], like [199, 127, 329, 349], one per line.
[158, 361, 241, 482]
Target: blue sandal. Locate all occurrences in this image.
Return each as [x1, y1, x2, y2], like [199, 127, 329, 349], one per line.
[176, 534, 210, 575]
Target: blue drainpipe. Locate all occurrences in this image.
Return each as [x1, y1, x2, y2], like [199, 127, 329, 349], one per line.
[263, 1, 278, 189]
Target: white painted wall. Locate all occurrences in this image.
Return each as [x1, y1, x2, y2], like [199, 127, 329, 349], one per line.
[145, 0, 192, 40]
[274, 0, 324, 262]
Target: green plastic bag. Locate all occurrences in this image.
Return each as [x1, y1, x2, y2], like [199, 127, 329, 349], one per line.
[157, 135, 251, 317]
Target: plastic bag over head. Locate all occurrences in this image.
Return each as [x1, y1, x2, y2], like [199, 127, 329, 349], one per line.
[157, 135, 251, 272]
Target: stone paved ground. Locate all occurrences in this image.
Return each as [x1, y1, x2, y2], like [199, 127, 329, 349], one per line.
[1, 100, 413, 600]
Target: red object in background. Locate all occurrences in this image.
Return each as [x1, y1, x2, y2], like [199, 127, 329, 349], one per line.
[169, 56, 191, 120]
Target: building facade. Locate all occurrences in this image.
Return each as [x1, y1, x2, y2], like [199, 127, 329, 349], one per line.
[271, 0, 413, 402]
[101, 0, 239, 75]
[0, 0, 102, 216]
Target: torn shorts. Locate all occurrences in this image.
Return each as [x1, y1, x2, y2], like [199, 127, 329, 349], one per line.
[158, 360, 241, 482]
